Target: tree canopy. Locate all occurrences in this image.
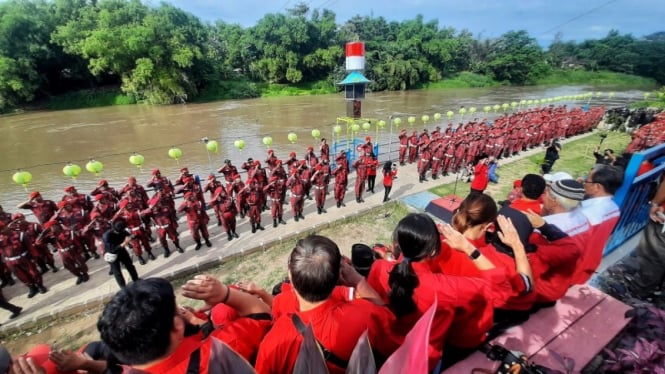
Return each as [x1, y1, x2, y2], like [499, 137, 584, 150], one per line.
[0, 0, 663, 111]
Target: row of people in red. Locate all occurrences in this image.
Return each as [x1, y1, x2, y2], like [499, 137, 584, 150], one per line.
[399, 105, 605, 181]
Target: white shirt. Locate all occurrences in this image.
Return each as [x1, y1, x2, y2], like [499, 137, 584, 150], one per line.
[544, 209, 591, 237]
[580, 196, 620, 226]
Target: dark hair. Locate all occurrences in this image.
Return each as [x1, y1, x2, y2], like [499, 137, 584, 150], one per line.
[113, 219, 127, 232]
[453, 194, 498, 233]
[288, 235, 341, 303]
[591, 165, 624, 195]
[383, 160, 393, 173]
[97, 278, 175, 365]
[388, 213, 440, 317]
[520, 174, 546, 200]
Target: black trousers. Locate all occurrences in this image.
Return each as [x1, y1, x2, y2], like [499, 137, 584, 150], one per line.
[383, 185, 392, 201]
[367, 175, 376, 192]
[0, 293, 21, 313]
[109, 248, 139, 288]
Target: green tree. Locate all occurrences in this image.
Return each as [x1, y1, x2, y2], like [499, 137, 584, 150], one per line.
[486, 30, 550, 84]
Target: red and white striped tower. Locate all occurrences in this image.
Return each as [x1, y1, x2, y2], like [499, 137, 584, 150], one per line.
[345, 42, 365, 71]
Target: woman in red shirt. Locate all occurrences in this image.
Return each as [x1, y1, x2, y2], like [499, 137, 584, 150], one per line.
[366, 155, 379, 193]
[469, 155, 490, 197]
[382, 161, 397, 202]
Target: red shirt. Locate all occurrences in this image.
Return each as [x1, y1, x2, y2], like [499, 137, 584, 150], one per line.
[528, 233, 581, 303]
[256, 298, 396, 374]
[509, 198, 542, 215]
[367, 259, 496, 369]
[429, 241, 483, 278]
[271, 283, 352, 320]
[383, 169, 397, 187]
[132, 317, 271, 373]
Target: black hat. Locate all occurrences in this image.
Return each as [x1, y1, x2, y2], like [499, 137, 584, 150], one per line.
[351, 244, 374, 277]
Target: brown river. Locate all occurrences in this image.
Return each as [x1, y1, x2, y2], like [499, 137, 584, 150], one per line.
[0, 85, 645, 208]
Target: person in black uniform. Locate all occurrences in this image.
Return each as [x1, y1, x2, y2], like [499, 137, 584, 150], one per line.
[102, 219, 140, 289]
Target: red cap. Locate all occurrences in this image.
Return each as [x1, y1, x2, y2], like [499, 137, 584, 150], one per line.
[94, 194, 104, 201]
[208, 173, 216, 180]
[43, 220, 58, 229]
[29, 191, 41, 199]
[180, 167, 189, 173]
[128, 176, 137, 183]
[253, 160, 260, 167]
[64, 186, 76, 193]
[276, 159, 282, 165]
[289, 151, 296, 158]
[11, 212, 24, 221]
[365, 136, 371, 142]
[267, 149, 274, 154]
[513, 179, 522, 188]
[97, 179, 108, 187]
[152, 168, 161, 176]
[25, 344, 77, 374]
[307, 146, 313, 151]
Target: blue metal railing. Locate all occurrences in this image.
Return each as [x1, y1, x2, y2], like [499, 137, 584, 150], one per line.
[605, 143, 665, 254]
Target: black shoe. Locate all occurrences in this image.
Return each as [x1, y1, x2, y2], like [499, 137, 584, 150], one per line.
[138, 256, 147, 265]
[358, 198, 364, 203]
[432, 175, 438, 180]
[317, 207, 322, 215]
[108, 268, 114, 275]
[233, 231, 239, 238]
[217, 220, 222, 226]
[273, 219, 278, 228]
[320, 207, 327, 214]
[257, 224, 265, 231]
[84, 252, 92, 260]
[279, 218, 286, 225]
[294, 215, 299, 222]
[195, 242, 202, 250]
[341, 202, 346, 207]
[75, 276, 84, 285]
[299, 213, 305, 220]
[251, 224, 257, 233]
[164, 248, 171, 258]
[93, 252, 100, 260]
[336, 201, 341, 208]
[228, 233, 233, 241]
[27, 286, 38, 298]
[356, 198, 361, 203]
[148, 252, 156, 261]
[307, 195, 313, 200]
[39, 265, 49, 274]
[9, 307, 22, 319]
[82, 273, 89, 282]
[176, 245, 185, 253]
[38, 285, 47, 294]
[205, 239, 212, 247]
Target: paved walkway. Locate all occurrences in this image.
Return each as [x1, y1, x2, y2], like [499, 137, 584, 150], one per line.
[0, 136, 584, 334]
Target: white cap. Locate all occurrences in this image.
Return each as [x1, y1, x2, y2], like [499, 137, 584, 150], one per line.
[543, 171, 573, 183]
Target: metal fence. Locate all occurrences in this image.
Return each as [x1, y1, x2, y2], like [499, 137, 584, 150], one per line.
[605, 143, 665, 254]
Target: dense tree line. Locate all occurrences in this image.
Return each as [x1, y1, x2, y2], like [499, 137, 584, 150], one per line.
[0, 0, 663, 111]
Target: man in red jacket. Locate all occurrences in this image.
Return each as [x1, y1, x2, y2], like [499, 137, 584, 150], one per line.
[177, 192, 212, 250]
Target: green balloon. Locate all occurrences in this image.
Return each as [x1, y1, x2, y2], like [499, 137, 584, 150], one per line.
[168, 147, 183, 160]
[433, 113, 442, 121]
[407, 116, 416, 124]
[311, 129, 321, 139]
[421, 115, 430, 123]
[129, 154, 144, 166]
[351, 124, 361, 133]
[333, 125, 342, 134]
[262, 136, 273, 146]
[393, 118, 402, 126]
[287, 133, 298, 143]
[377, 120, 386, 128]
[206, 140, 219, 153]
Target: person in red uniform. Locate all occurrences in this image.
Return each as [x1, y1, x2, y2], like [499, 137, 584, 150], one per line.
[398, 128, 408, 165]
[98, 276, 272, 373]
[407, 130, 419, 164]
[90, 179, 120, 203]
[310, 164, 328, 214]
[0, 221, 48, 298]
[119, 176, 149, 204]
[11, 213, 57, 274]
[82, 211, 112, 260]
[176, 176, 206, 207]
[113, 200, 155, 264]
[332, 152, 349, 208]
[241, 158, 255, 177]
[91, 194, 117, 221]
[509, 174, 546, 215]
[53, 200, 98, 259]
[143, 192, 183, 256]
[320, 138, 330, 160]
[245, 179, 265, 233]
[218, 159, 239, 185]
[382, 161, 397, 202]
[287, 169, 306, 221]
[252, 161, 269, 210]
[61, 185, 92, 215]
[178, 192, 212, 250]
[146, 169, 176, 219]
[230, 174, 248, 218]
[38, 221, 89, 285]
[353, 152, 369, 203]
[174, 167, 193, 187]
[211, 187, 239, 241]
[264, 175, 287, 227]
[203, 174, 224, 225]
[468, 155, 490, 198]
[368, 213, 512, 370]
[417, 141, 432, 183]
[285, 152, 299, 172]
[430, 141, 443, 179]
[255, 235, 397, 374]
[17, 191, 58, 225]
[441, 140, 455, 176]
[265, 149, 278, 173]
[366, 154, 379, 193]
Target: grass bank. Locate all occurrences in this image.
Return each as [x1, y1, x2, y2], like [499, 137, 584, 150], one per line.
[535, 70, 658, 88]
[428, 130, 631, 201]
[0, 202, 411, 353]
[46, 89, 135, 110]
[195, 79, 337, 103]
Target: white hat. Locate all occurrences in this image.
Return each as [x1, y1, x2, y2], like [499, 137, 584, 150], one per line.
[543, 171, 573, 183]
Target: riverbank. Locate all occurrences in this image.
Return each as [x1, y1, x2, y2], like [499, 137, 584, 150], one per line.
[28, 70, 657, 112]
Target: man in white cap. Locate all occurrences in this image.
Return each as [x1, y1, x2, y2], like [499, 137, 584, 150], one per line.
[543, 171, 573, 185]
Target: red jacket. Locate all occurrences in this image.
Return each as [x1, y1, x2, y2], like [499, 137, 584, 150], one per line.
[470, 163, 489, 191]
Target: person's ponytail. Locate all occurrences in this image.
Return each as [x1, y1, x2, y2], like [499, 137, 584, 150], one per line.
[388, 260, 419, 318]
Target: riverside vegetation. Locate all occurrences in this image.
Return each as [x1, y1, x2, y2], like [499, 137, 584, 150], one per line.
[0, 0, 663, 112]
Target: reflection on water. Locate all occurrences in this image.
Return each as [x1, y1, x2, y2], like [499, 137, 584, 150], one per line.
[0, 85, 645, 207]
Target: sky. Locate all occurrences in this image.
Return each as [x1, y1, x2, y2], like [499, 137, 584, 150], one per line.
[161, 0, 665, 46]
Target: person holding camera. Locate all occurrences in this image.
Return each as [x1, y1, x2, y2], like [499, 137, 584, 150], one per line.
[382, 161, 398, 202]
[541, 141, 561, 174]
[593, 146, 616, 166]
[468, 155, 491, 198]
[102, 219, 140, 289]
